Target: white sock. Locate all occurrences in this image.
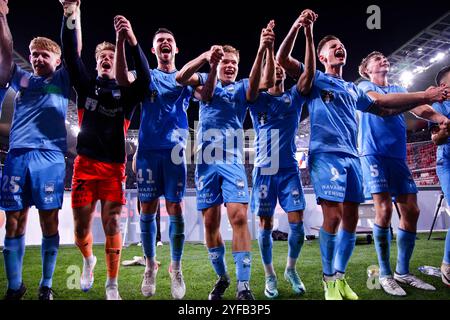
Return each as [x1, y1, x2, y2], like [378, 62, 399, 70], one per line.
[286, 257, 297, 270]
[335, 272, 345, 280]
[323, 274, 336, 282]
[237, 281, 250, 292]
[84, 255, 95, 266]
[106, 277, 118, 287]
[264, 264, 275, 277]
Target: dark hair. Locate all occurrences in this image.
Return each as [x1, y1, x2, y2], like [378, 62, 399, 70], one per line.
[358, 51, 384, 79]
[153, 28, 175, 42]
[317, 35, 340, 56]
[436, 65, 450, 86]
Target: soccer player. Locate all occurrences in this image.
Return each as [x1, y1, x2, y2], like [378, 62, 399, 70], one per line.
[357, 52, 447, 295]
[277, 25, 449, 299]
[1, 1, 71, 300]
[60, 1, 150, 300]
[123, 28, 202, 300]
[430, 65, 450, 287]
[176, 23, 275, 300]
[249, 11, 316, 299]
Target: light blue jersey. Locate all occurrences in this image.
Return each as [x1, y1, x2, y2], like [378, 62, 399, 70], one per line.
[9, 64, 70, 152]
[357, 81, 416, 198]
[249, 85, 305, 169]
[357, 81, 407, 159]
[432, 101, 450, 164]
[195, 75, 250, 210]
[307, 70, 373, 156]
[196, 76, 249, 164]
[138, 69, 193, 151]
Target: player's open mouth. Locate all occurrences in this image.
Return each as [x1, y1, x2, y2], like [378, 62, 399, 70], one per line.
[102, 62, 112, 70]
[161, 46, 172, 53]
[335, 50, 345, 58]
[225, 70, 235, 76]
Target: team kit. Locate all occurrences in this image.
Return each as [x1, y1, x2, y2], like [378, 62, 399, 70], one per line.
[0, 1, 449, 301]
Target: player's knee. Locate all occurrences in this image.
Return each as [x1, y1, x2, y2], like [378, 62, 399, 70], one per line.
[166, 201, 182, 215]
[5, 216, 22, 237]
[378, 201, 393, 217]
[104, 214, 121, 236]
[141, 200, 159, 213]
[75, 226, 90, 239]
[230, 211, 248, 229]
[204, 216, 220, 233]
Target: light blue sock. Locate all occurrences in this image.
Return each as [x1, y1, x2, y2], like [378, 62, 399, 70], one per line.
[373, 224, 392, 277]
[3, 235, 25, 290]
[334, 229, 357, 274]
[169, 215, 185, 262]
[288, 222, 305, 259]
[232, 251, 251, 282]
[40, 233, 60, 288]
[444, 229, 450, 264]
[208, 245, 227, 277]
[258, 229, 273, 265]
[140, 213, 157, 259]
[395, 228, 416, 275]
[319, 228, 337, 276]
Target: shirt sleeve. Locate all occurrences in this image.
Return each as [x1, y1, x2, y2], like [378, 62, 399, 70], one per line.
[236, 78, 249, 104]
[290, 84, 306, 109]
[9, 64, 32, 92]
[355, 84, 374, 112]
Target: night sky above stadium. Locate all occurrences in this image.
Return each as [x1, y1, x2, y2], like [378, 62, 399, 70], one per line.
[5, 0, 447, 129]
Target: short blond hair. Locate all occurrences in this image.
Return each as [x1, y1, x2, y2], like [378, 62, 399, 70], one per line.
[29, 37, 61, 57]
[95, 41, 116, 60]
[222, 45, 240, 62]
[359, 51, 384, 79]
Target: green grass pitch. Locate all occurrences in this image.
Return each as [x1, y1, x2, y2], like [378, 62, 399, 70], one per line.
[1, 233, 449, 300]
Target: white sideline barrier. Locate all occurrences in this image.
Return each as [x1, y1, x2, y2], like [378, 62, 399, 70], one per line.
[0, 188, 449, 246]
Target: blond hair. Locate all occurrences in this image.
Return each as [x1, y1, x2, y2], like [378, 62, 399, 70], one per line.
[29, 37, 61, 57]
[95, 41, 116, 60]
[222, 45, 240, 62]
[359, 51, 384, 79]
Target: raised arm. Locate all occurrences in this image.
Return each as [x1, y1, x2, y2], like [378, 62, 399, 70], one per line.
[247, 21, 275, 102]
[0, 0, 13, 86]
[366, 86, 450, 116]
[276, 12, 304, 79]
[114, 16, 150, 101]
[195, 46, 224, 102]
[297, 10, 317, 95]
[175, 48, 218, 86]
[259, 20, 276, 91]
[60, 0, 91, 91]
[113, 15, 150, 87]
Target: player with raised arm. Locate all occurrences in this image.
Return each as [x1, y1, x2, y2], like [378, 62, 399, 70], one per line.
[1, 0, 71, 300]
[60, 0, 150, 300]
[277, 18, 449, 300]
[176, 23, 275, 300]
[249, 11, 316, 299]
[357, 51, 447, 295]
[125, 27, 203, 300]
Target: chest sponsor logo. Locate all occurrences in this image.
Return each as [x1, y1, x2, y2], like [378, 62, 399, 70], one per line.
[321, 90, 335, 103]
[85, 97, 98, 111]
